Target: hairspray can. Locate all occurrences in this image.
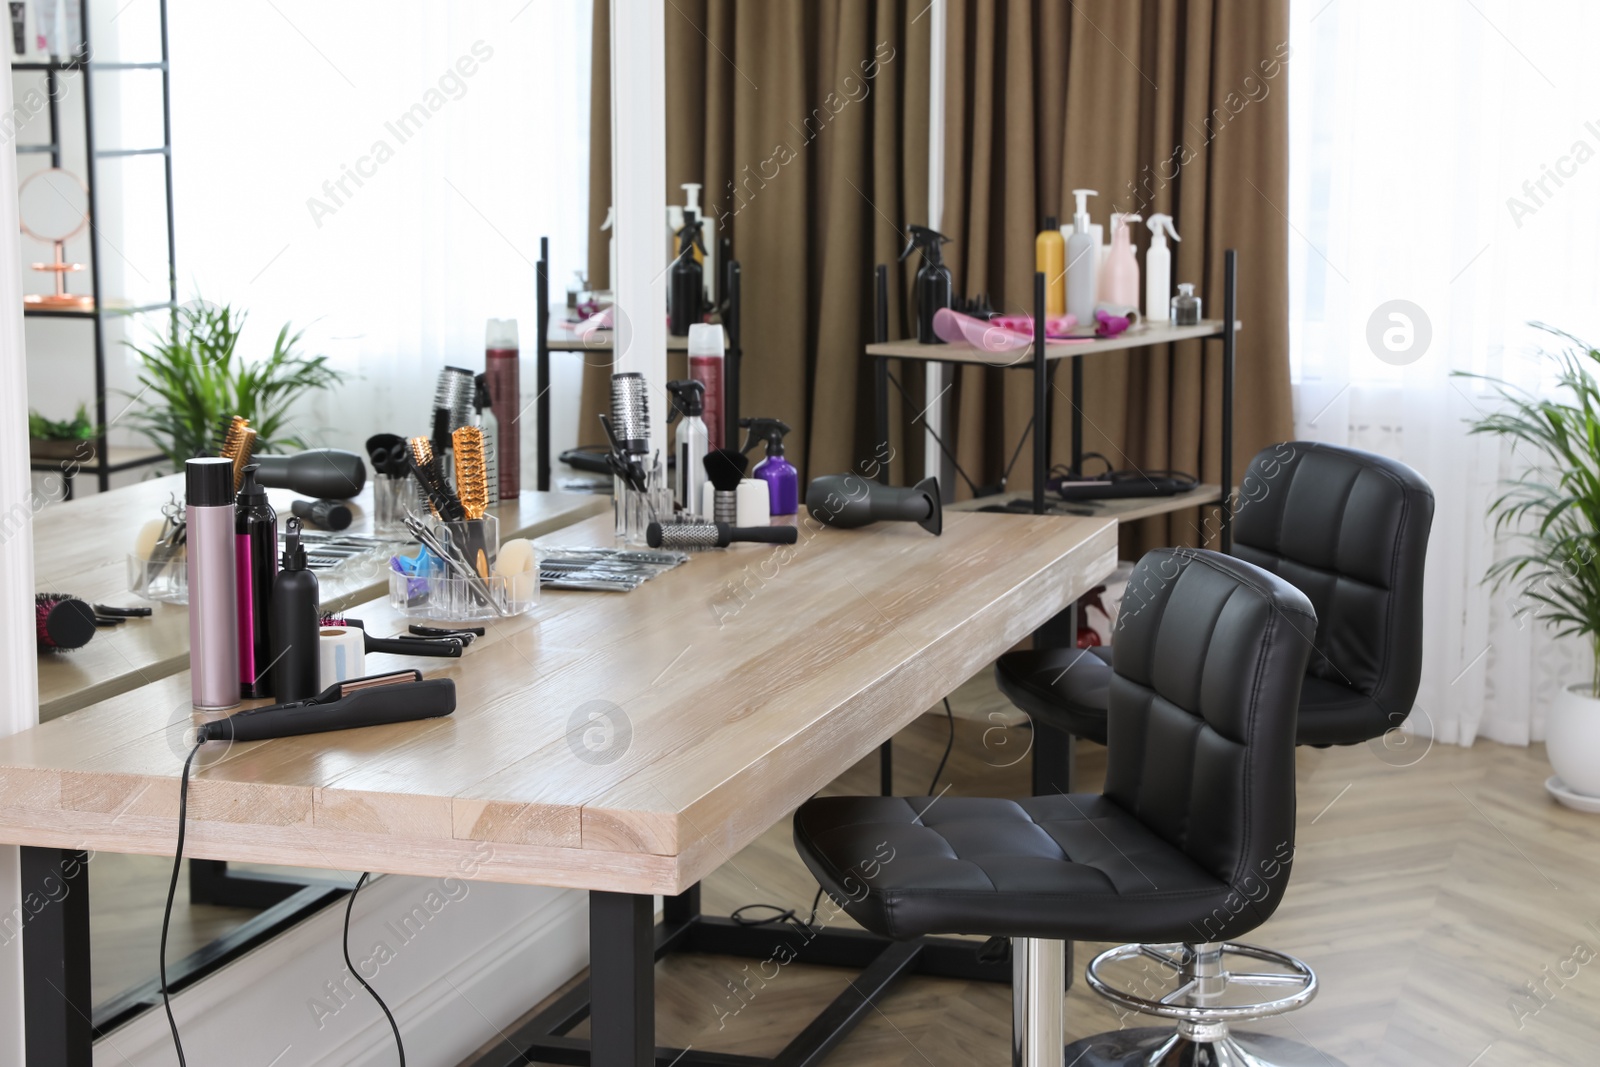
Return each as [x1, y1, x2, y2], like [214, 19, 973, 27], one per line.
[485, 318, 520, 499]
[187, 457, 240, 710]
[687, 323, 724, 450]
[235, 464, 277, 698]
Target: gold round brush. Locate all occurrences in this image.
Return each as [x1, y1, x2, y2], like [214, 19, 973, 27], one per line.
[218, 415, 249, 460]
[452, 426, 489, 520]
[230, 427, 257, 492]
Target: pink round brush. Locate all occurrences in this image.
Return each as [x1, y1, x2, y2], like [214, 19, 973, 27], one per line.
[35, 593, 97, 652]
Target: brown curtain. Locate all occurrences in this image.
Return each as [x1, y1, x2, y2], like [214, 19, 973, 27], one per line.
[585, 0, 932, 479]
[943, 0, 1293, 551]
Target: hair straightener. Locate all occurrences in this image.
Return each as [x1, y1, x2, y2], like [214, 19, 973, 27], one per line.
[196, 669, 455, 744]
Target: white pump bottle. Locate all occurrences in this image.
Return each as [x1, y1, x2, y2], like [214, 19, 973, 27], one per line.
[1064, 189, 1100, 325]
[1145, 214, 1181, 324]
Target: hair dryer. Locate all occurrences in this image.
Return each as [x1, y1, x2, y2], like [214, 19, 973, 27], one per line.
[805, 474, 942, 536]
[252, 449, 368, 500]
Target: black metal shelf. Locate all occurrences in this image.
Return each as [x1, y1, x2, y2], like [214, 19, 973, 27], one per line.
[14, 0, 177, 497]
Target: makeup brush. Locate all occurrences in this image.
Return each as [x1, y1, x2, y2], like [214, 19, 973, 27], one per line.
[703, 448, 748, 524]
[35, 593, 98, 652]
[407, 436, 463, 521]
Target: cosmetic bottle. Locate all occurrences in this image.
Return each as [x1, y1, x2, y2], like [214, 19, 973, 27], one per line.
[666, 379, 709, 518]
[187, 457, 240, 710]
[688, 322, 726, 450]
[898, 225, 952, 344]
[1173, 283, 1203, 326]
[269, 517, 320, 702]
[1144, 214, 1181, 325]
[741, 417, 798, 516]
[235, 465, 277, 699]
[485, 318, 520, 499]
[1099, 212, 1142, 308]
[678, 183, 716, 306]
[669, 212, 706, 336]
[1036, 215, 1066, 318]
[1064, 189, 1100, 325]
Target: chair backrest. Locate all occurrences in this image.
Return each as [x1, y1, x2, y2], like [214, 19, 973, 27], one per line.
[1105, 549, 1315, 918]
[1230, 442, 1434, 735]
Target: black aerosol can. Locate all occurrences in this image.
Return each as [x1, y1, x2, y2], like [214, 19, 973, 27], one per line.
[899, 225, 952, 344]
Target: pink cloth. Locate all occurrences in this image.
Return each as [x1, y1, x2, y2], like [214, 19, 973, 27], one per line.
[931, 308, 1084, 351]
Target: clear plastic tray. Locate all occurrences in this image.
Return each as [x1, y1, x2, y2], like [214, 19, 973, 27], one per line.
[388, 568, 536, 621]
[128, 553, 188, 604]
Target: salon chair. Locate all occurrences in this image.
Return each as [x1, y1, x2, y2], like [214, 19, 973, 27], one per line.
[795, 549, 1322, 1066]
[996, 441, 1435, 787]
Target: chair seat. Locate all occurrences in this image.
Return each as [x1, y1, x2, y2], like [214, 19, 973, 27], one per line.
[793, 793, 1250, 944]
[996, 647, 1391, 749]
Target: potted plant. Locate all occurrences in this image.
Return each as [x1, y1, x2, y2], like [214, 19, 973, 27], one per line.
[124, 301, 346, 467]
[1463, 325, 1600, 805]
[28, 404, 100, 460]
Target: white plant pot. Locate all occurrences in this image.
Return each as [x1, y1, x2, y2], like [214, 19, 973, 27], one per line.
[1548, 683, 1600, 797]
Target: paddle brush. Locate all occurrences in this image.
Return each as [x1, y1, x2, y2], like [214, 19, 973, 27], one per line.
[407, 436, 463, 521]
[703, 447, 748, 524]
[35, 593, 98, 652]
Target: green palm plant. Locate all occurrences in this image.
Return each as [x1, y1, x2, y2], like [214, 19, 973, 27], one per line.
[1460, 325, 1600, 693]
[124, 302, 346, 467]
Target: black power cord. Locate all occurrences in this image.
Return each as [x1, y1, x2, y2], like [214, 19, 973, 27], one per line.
[161, 742, 404, 1066]
[928, 698, 955, 795]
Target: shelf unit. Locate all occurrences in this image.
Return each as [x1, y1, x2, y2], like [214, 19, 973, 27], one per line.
[17, 0, 178, 497]
[867, 249, 1239, 549]
[533, 241, 744, 490]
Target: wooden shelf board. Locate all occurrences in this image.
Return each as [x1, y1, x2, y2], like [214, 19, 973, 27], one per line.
[948, 483, 1226, 524]
[865, 319, 1239, 365]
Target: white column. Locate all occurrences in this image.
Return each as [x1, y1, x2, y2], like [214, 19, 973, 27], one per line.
[925, 0, 949, 490]
[0, 46, 40, 1064]
[610, 0, 669, 461]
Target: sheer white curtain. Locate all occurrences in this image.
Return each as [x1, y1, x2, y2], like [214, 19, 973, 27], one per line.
[1288, 0, 1600, 745]
[156, 1, 592, 466]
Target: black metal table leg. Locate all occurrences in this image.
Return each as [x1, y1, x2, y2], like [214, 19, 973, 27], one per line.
[21, 847, 92, 1067]
[1031, 719, 1077, 797]
[590, 891, 655, 1067]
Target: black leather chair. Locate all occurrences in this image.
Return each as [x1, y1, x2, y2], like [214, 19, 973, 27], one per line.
[794, 549, 1324, 1066]
[996, 441, 1435, 775]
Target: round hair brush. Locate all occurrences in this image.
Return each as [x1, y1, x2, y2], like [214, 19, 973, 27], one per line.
[646, 522, 798, 550]
[35, 593, 98, 652]
[703, 448, 748, 524]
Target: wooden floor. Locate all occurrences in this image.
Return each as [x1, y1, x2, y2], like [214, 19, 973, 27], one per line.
[94, 669, 1600, 1066]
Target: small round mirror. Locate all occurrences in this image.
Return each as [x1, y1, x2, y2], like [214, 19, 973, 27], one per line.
[18, 168, 90, 244]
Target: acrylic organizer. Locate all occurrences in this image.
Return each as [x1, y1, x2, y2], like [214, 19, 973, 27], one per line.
[127, 554, 188, 604]
[388, 514, 537, 621]
[372, 473, 417, 536]
[614, 459, 671, 546]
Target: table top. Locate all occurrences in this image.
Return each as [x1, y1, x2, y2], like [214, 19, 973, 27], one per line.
[545, 318, 727, 353]
[865, 319, 1238, 364]
[32, 473, 609, 720]
[0, 510, 1117, 897]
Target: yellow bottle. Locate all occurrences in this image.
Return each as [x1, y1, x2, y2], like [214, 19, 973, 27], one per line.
[1036, 214, 1066, 318]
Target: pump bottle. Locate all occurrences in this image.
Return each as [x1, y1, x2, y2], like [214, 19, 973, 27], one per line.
[270, 517, 320, 702]
[1145, 214, 1181, 324]
[741, 417, 798, 516]
[1064, 189, 1100, 325]
[666, 379, 710, 518]
[1099, 212, 1142, 308]
[899, 225, 952, 344]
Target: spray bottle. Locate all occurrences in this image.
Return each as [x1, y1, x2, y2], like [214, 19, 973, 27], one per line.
[1145, 214, 1181, 324]
[898, 225, 952, 344]
[1064, 189, 1100, 324]
[1099, 212, 1142, 308]
[669, 212, 706, 336]
[666, 379, 709, 518]
[680, 183, 716, 305]
[741, 417, 798, 516]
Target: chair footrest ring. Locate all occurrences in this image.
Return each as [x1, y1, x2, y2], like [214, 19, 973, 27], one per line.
[1085, 941, 1317, 1023]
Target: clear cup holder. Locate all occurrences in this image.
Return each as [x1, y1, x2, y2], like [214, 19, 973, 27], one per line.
[128, 554, 188, 604]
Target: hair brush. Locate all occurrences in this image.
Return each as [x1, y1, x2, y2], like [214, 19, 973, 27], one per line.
[217, 415, 248, 458]
[35, 593, 98, 652]
[703, 448, 748, 493]
[452, 426, 489, 520]
[407, 436, 463, 521]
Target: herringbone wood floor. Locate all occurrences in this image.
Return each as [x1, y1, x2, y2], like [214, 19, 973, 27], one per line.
[469, 670, 1600, 1067]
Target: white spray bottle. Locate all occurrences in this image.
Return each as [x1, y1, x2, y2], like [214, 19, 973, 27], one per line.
[1145, 214, 1181, 324]
[1064, 188, 1100, 325]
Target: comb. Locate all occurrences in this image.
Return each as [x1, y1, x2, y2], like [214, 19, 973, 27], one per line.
[452, 426, 489, 520]
[407, 436, 463, 520]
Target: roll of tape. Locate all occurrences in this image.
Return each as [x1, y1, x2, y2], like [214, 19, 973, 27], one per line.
[736, 479, 771, 527]
[319, 626, 365, 684]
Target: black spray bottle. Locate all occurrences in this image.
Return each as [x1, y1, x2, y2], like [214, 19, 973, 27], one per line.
[899, 225, 952, 344]
[669, 212, 706, 336]
[235, 464, 278, 698]
[270, 517, 320, 702]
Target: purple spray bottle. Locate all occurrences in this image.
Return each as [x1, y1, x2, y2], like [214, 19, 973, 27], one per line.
[741, 417, 798, 517]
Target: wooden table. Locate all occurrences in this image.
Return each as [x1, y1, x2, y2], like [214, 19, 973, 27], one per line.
[2, 509, 1116, 1066]
[32, 473, 608, 720]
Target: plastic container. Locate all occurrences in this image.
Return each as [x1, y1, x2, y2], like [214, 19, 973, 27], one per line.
[1173, 283, 1202, 326]
[388, 570, 537, 621]
[128, 554, 188, 604]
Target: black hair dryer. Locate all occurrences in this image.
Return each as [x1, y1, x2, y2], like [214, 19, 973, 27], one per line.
[806, 474, 942, 536]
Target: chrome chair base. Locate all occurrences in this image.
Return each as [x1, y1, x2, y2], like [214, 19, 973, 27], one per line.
[1061, 1025, 1348, 1066]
